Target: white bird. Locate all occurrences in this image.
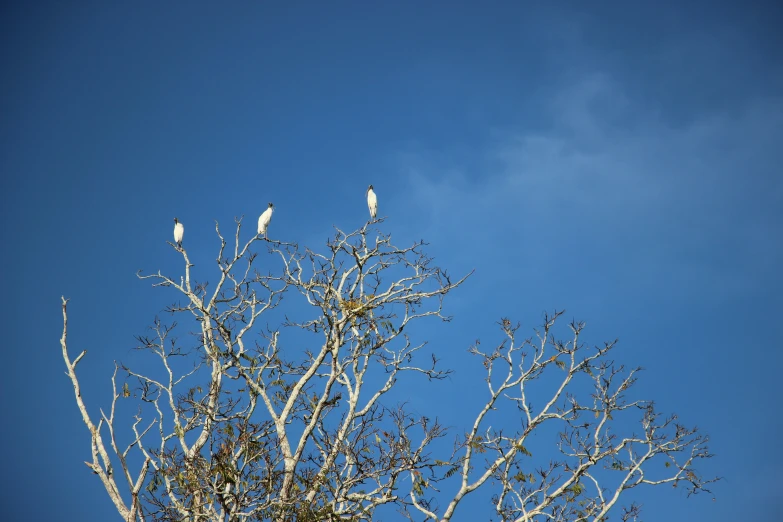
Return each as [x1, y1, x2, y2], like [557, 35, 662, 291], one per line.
[367, 185, 377, 220]
[257, 202, 274, 237]
[173, 218, 184, 248]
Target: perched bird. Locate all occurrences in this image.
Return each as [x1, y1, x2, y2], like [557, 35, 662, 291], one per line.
[367, 185, 377, 219]
[258, 202, 274, 237]
[173, 218, 184, 248]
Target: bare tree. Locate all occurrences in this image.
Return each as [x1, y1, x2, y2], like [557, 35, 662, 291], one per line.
[61, 218, 717, 521]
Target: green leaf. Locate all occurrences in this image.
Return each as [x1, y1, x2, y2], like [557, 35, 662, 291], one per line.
[445, 465, 460, 478]
[515, 443, 532, 457]
[146, 474, 161, 493]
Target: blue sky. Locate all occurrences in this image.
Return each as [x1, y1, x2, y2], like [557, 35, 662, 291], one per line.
[1, 1, 781, 520]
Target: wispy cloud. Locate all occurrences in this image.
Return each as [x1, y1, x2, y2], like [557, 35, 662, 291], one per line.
[396, 71, 782, 301]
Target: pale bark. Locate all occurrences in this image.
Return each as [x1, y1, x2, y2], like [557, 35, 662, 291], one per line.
[62, 220, 716, 522]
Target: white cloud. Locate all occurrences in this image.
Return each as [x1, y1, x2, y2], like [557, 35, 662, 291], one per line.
[394, 72, 783, 301]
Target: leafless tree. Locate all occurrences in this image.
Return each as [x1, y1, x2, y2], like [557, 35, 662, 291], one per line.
[61, 218, 717, 521]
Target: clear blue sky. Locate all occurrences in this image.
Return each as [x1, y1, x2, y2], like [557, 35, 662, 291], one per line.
[2, 1, 781, 520]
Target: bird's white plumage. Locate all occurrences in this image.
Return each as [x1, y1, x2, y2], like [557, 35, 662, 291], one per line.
[367, 185, 377, 219]
[258, 203, 274, 236]
[173, 218, 184, 246]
